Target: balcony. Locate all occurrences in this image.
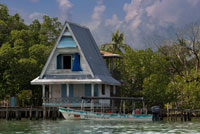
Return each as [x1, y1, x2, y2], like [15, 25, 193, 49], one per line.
[43, 97, 110, 107]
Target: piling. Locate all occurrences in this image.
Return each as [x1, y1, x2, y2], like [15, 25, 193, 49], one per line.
[29, 107, 32, 120]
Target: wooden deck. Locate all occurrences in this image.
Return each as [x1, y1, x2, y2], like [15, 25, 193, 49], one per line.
[0, 106, 63, 120]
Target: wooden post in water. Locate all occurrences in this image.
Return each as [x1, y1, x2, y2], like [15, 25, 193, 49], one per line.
[184, 112, 187, 121]
[58, 108, 61, 118]
[43, 107, 46, 120]
[36, 110, 39, 120]
[25, 110, 28, 118]
[188, 111, 191, 121]
[48, 108, 51, 119]
[181, 109, 183, 121]
[167, 103, 169, 121]
[29, 106, 32, 120]
[6, 106, 9, 120]
[16, 110, 19, 120]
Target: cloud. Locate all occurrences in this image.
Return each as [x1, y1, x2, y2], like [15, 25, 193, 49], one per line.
[56, 0, 73, 22]
[87, 0, 200, 49]
[84, 0, 110, 45]
[105, 14, 122, 28]
[28, 12, 47, 23]
[123, 0, 143, 22]
[29, 12, 46, 19]
[87, 1, 106, 31]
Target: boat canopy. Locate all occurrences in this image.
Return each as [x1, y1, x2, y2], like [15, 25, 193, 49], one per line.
[81, 96, 144, 101]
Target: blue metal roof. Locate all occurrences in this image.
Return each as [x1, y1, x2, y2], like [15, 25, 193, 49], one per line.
[68, 22, 120, 85]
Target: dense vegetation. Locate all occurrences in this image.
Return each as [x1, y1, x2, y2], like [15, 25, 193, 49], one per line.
[100, 26, 200, 109]
[0, 3, 62, 103]
[1, 3, 200, 109]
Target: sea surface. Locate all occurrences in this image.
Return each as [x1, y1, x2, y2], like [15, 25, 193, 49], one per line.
[0, 119, 200, 134]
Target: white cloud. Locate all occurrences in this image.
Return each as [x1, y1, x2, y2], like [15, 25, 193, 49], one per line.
[84, 0, 200, 49]
[105, 14, 122, 28]
[56, 0, 73, 21]
[123, 0, 142, 22]
[86, 1, 106, 31]
[29, 12, 46, 20]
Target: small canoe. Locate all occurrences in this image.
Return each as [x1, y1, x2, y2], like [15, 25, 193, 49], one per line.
[59, 107, 152, 121]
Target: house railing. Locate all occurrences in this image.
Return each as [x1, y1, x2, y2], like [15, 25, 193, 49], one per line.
[43, 97, 110, 107]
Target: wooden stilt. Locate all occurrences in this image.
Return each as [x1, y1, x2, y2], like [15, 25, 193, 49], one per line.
[29, 107, 32, 120]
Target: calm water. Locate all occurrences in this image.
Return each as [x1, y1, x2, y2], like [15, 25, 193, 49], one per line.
[1, 119, 200, 134]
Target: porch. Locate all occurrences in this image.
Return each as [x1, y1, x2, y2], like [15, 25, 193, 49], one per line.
[42, 84, 113, 107]
[43, 97, 110, 107]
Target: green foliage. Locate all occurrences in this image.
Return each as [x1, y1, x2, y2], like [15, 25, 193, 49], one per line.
[17, 90, 32, 106]
[99, 29, 129, 55]
[121, 48, 171, 107]
[0, 3, 62, 100]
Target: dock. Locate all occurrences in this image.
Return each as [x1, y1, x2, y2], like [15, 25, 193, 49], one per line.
[0, 106, 63, 120]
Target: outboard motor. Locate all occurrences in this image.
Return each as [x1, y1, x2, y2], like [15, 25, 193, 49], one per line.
[151, 106, 161, 121]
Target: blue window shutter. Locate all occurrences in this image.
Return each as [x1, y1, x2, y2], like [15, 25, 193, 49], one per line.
[69, 84, 74, 97]
[57, 54, 62, 69]
[72, 53, 82, 71]
[94, 84, 98, 96]
[85, 84, 91, 96]
[61, 84, 66, 98]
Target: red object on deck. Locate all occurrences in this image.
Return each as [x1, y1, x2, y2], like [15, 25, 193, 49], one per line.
[74, 114, 80, 118]
[134, 109, 140, 114]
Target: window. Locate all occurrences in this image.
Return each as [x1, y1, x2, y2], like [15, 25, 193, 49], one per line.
[57, 53, 82, 71]
[63, 56, 71, 69]
[102, 84, 105, 95]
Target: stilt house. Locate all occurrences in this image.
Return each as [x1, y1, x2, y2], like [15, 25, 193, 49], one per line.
[31, 21, 120, 107]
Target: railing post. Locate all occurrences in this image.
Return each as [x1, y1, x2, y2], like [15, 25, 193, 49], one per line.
[67, 84, 69, 107]
[42, 85, 45, 105]
[91, 84, 94, 112]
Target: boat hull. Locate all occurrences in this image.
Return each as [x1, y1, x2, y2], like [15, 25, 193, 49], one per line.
[59, 107, 152, 121]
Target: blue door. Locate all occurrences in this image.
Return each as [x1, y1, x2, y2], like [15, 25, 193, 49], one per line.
[85, 84, 91, 96]
[61, 84, 66, 98]
[94, 84, 98, 96]
[69, 84, 74, 97]
[57, 54, 62, 69]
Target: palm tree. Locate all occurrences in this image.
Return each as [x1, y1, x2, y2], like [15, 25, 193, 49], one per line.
[100, 29, 129, 55]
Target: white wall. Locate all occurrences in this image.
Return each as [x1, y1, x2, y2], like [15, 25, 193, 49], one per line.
[45, 47, 91, 75]
[74, 84, 84, 97]
[50, 84, 110, 106]
[50, 84, 85, 98]
[51, 84, 61, 98]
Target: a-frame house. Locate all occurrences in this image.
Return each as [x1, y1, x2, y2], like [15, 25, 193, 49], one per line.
[31, 21, 120, 107]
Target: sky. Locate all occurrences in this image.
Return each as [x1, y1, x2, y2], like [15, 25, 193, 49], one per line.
[2, 0, 200, 49]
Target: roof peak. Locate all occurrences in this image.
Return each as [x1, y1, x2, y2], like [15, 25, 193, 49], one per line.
[65, 21, 89, 30]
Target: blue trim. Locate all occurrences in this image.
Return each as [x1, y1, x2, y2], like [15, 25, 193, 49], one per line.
[94, 84, 98, 96]
[72, 53, 82, 71]
[61, 84, 66, 98]
[57, 54, 62, 69]
[85, 84, 91, 96]
[69, 84, 74, 97]
[58, 36, 76, 47]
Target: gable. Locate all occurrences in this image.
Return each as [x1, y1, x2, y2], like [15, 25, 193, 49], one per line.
[39, 22, 94, 78]
[39, 21, 120, 85]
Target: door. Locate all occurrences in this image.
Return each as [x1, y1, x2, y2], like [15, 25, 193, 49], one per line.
[94, 84, 98, 96]
[85, 84, 91, 96]
[69, 84, 74, 97]
[61, 84, 66, 98]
